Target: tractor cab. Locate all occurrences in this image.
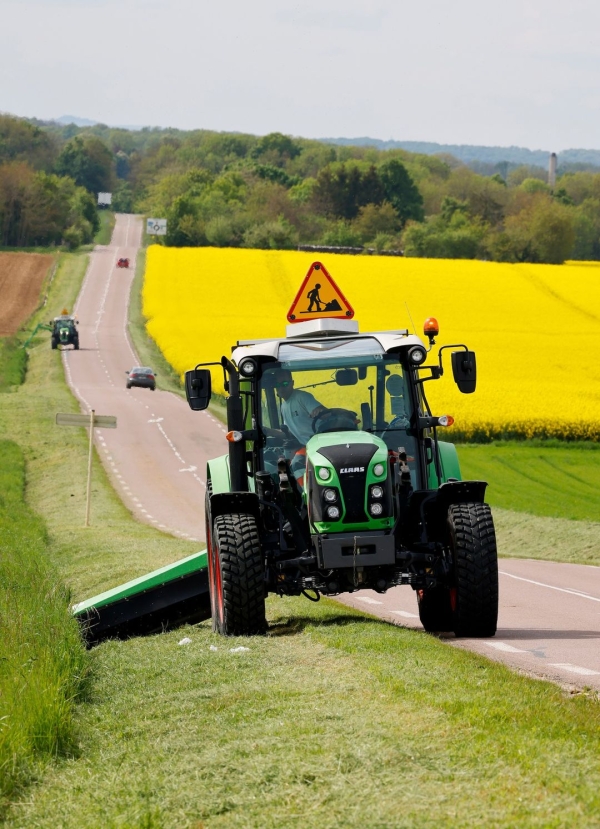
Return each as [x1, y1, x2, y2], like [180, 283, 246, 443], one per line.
[185, 262, 498, 640]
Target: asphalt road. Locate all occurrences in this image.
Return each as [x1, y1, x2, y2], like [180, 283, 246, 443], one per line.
[64, 214, 600, 690]
[63, 214, 226, 542]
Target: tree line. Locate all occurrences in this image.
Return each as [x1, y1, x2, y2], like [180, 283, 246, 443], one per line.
[3, 113, 600, 263]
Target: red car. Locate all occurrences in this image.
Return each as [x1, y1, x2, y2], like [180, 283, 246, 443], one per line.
[117, 257, 130, 268]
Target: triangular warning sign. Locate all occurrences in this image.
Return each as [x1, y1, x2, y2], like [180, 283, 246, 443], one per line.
[287, 262, 354, 323]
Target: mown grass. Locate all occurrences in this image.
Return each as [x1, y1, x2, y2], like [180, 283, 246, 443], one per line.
[0, 441, 89, 813]
[5, 599, 600, 828]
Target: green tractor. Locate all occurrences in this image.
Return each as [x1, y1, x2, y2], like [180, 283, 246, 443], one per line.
[185, 294, 498, 638]
[51, 314, 79, 350]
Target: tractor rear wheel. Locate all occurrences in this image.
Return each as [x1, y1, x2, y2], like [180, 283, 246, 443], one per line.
[51, 338, 57, 350]
[417, 586, 453, 633]
[210, 513, 266, 636]
[448, 503, 498, 637]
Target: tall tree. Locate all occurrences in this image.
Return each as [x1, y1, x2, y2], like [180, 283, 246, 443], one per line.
[378, 158, 424, 225]
[55, 135, 114, 194]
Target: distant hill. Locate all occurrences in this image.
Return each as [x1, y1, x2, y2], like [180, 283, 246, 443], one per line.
[318, 137, 600, 169]
[55, 115, 146, 131]
[56, 115, 99, 127]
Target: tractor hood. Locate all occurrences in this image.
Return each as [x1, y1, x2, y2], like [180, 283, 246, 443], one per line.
[305, 431, 393, 533]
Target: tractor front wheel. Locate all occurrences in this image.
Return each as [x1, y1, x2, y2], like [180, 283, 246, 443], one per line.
[209, 513, 266, 636]
[448, 503, 498, 638]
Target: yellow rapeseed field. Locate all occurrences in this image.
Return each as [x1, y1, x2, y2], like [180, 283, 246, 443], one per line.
[143, 247, 600, 441]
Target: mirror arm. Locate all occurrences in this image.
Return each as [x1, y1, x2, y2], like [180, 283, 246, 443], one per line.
[437, 343, 468, 372]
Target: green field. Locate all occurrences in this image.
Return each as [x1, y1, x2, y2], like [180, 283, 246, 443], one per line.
[459, 441, 600, 522]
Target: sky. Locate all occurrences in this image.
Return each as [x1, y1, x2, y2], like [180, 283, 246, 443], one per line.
[1, 0, 599, 150]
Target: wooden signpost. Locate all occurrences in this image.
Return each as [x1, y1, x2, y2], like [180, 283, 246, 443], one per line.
[56, 410, 117, 526]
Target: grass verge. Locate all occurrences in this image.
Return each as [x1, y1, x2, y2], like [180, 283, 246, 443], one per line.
[0, 337, 27, 389]
[0, 440, 89, 815]
[5, 597, 600, 828]
[93, 210, 115, 246]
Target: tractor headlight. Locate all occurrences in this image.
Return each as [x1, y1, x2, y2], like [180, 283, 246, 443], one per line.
[326, 506, 340, 520]
[373, 463, 385, 477]
[371, 486, 383, 499]
[324, 488, 337, 503]
[318, 467, 331, 481]
[370, 503, 383, 516]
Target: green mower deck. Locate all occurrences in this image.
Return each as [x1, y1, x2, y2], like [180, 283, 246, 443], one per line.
[73, 551, 210, 645]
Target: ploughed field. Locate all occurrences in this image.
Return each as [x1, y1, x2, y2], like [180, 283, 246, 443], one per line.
[143, 248, 600, 442]
[0, 253, 55, 336]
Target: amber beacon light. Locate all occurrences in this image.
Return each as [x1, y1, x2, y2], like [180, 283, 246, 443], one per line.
[423, 316, 439, 344]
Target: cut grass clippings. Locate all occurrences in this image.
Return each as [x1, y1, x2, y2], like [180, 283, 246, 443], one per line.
[4, 598, 600, 828]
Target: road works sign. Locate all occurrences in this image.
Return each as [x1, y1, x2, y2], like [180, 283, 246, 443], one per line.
[287, 261, 354, 323]
[146, 218, 167, 236]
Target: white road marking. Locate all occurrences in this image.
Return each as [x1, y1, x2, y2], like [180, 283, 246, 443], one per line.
[485, 642, 528, 654]
[499, 571, 600, 603]
[391, 610, 419, 618]
[179, 466, 197, 473]
[148, 417, 163, 423]
[355, 596, 383, 605]
[548, 663, 600, 676]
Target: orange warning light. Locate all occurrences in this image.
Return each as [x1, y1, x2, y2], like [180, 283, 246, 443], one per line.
[287, 262, 354, 323]
[424, 317, 439, 337]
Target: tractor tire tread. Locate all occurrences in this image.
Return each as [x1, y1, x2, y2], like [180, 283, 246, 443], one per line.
[214, 513, 266, 636]
[450, 503, 498, 638]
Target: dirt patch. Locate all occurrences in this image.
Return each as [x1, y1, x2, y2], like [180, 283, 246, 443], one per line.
[0, 252, 55, 336]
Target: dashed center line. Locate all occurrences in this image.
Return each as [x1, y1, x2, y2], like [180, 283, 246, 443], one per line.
[485, 641, 527, 654]
[548, 663, 600, 676]
[355, 596, 383, 605]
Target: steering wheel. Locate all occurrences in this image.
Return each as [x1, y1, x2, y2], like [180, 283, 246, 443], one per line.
[381, 413, 411, 440]
[312, 408, 358, 434]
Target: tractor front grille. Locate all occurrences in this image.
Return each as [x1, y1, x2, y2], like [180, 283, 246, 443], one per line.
[317, 443, 378, 524]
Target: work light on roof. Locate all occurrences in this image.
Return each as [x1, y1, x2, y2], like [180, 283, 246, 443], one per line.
[238, 358, 257, 376]
[408, 346, 427, 365]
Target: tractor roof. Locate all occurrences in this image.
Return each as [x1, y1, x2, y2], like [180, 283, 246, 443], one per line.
[231, 318, 426, 364]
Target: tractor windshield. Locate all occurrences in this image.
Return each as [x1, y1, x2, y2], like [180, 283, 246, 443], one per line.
[259, 337, 417, 452]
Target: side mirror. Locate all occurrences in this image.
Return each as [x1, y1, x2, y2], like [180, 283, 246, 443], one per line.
[336, 368, 358, 386]
[185, 368, 211, 411]
[451, 351, 476, 394]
